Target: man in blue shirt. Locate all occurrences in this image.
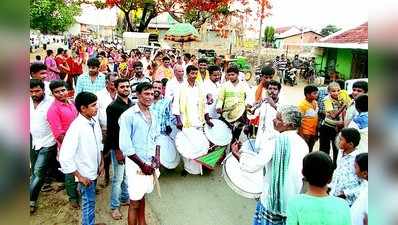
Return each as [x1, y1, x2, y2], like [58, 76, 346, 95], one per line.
[119, 82, 161, 225]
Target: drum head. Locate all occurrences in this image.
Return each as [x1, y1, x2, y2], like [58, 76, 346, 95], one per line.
[175, 128, 209, 159]
[222, 152, 263, 199]
[204, 119, 232, 146]
[157, 135, 180, 169]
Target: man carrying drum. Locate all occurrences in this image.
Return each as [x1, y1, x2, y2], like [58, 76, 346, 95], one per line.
[231, 105, 309, 225]
[172, 65, 207, 176]
[216, 66, 252, 142]
[204, 65, 222, 124]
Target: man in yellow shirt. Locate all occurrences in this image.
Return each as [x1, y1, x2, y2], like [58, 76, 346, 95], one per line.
[196, 58, 210, 84]
[298, 85, 319, 152]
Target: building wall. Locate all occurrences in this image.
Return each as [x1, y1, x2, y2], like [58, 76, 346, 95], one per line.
[335, 49, 353, 80]
[276, 32, 323, 52]
[315, 48, 354, 80]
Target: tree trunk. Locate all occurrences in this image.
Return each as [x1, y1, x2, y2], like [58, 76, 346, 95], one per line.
[124, 11, 135, 32]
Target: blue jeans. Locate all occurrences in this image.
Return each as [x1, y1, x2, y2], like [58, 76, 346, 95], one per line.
[110, 149, 129, 209]
[79, 180, 97, 225]
[30, 144, 57, 206]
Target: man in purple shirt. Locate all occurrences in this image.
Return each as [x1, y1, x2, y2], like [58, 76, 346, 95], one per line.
[47, 80, 80, 209]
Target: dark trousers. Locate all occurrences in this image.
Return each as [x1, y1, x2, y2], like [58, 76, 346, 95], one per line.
[30, 144, 57, 205]
[319, 124, 339, 166]
[65, 173, 79, 203]
[301, 134, 317, 152]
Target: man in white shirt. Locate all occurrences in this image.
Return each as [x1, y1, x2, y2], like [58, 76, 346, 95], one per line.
[231, 105, 308, 225]
[59, 92, 105, 225]
[165, 64, 185, 101]
[96, 72, 118, 186]
[255, 80, 282, 149]
[30, 79, 56, 214]
[140, 49, 151, 77]
[203, 65, 222, 125]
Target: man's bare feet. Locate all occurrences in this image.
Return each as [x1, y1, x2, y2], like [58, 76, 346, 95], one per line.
[111, 209, 122, 220]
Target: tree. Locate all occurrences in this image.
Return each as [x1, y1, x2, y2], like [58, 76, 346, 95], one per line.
[320, 24, 341, 36]
[157, 0, 236, 29]
[30, 0, 80, 34]
[263, 26, 275, 47]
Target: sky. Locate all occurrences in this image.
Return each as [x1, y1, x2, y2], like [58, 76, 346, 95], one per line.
[241, 0, 368, 38]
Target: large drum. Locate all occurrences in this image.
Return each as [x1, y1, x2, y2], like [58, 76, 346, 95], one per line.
[222, 152, 264, 199]
[175, 128, 209, 159]
[204, 119, 232, 146]
[157, 134, 180, 169]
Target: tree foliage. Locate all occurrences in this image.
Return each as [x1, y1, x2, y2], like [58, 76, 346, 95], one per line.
[30, 0, 80, 34]
[320, 24, 341, 36]
[263, 26, 275, 46]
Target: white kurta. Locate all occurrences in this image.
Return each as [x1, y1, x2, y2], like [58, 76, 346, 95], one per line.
[203, 79, 220, 119]
[95, 88, 114, 129]
[254, 102, 279, 149]
[240, 130, 309, 206]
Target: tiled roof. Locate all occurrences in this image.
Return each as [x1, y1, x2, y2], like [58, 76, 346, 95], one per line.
[276, 26, 293, 34]
[321, 23, 368, 44]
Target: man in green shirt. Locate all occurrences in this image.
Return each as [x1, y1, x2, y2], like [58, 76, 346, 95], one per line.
[287, 152, 351, 225]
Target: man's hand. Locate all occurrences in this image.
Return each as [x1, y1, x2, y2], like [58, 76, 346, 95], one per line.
[175, 116, 183, 130]
[231, 140, 242, 160]
[206, 120, 214, 128]
[140, 163, 154, 175]
[165, 126, 173, 135]
[115, 149, 125, 165]
[216, 108, 223, 114]
[77, 174, 92, 186]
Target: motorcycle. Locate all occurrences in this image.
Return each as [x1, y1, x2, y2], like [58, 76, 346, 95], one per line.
[284, 68, 297, 86]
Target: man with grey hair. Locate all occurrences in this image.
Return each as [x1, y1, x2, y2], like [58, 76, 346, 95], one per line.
[231, 105, 308, 225]
[165, 64, 185, 101]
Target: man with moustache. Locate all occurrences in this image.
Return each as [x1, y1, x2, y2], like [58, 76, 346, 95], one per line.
[196, 58, 210, 84]
[255, 80, 283, 149]
[151, 81, 173, 136]
[129, 61, 151, 104]
[47, 80, 80, 209]
[30, 79, 56, 214]
[105, 78, 133, 220]
[119, 82, 160, 225]
[173, 65, 206, 176]
[203, 65, 222, 125]
[76, 57, 106, 95]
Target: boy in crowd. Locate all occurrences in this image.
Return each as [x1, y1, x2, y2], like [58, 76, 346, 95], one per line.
[348, 95, 368, 153]
[298, 85, 319, 152]
[287, 152, 351, 225]
[59, 92, 105, 225]
[330, 128, 363, 206]
[345, 81, 368, 127]
[351, 153, 368, 225]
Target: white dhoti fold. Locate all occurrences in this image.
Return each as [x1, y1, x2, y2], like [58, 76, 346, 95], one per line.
[125, 158, 160, 201]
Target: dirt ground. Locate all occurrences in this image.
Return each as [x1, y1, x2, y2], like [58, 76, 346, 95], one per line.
[29, 176, 160, 225]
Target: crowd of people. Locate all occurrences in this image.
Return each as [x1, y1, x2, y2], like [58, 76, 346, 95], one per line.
[30, 37, 368, 225]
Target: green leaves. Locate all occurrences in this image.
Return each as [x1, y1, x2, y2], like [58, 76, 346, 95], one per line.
[30, 0, 80, 34]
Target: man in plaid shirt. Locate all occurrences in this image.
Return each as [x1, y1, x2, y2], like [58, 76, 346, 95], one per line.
[75, 58, 106, 95]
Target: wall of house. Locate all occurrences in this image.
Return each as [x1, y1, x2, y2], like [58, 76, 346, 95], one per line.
[276, 32, 323, 52]
[315, 48, 354, 80]
[335, 49, 353, 80]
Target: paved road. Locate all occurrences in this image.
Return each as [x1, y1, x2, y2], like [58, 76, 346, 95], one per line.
[146, 83, 306, 225]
